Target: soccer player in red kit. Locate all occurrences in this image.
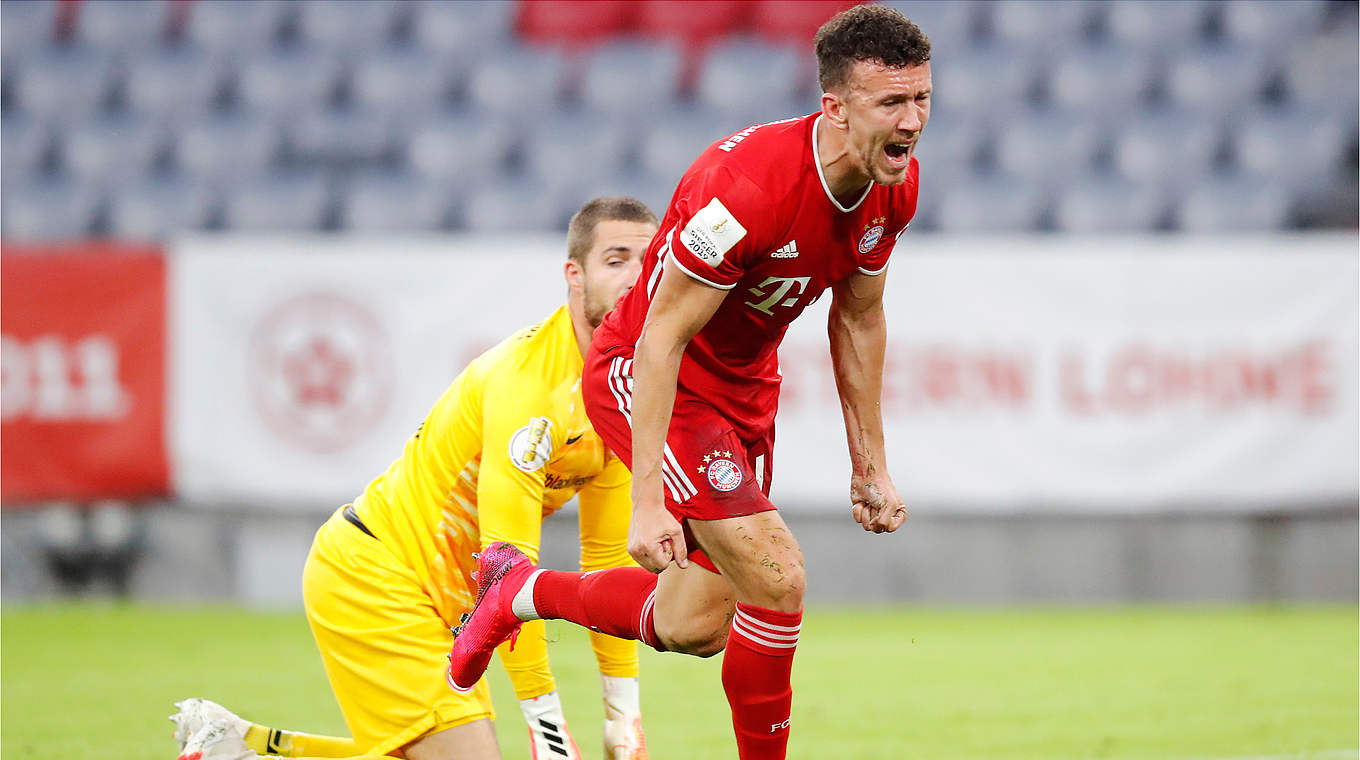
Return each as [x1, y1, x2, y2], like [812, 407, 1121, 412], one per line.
[449, 6, 929, 757]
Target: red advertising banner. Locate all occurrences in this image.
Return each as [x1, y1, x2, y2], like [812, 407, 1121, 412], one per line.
[2, 243, 169, 503]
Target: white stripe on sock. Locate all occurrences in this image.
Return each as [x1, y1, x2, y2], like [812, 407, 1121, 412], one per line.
[510, 569, 545, 621]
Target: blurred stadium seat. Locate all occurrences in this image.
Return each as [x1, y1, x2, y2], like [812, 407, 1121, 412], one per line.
[934, 174, 1046, 233]
[634, 1, 751, 45]
[990, 107, 1105, 188]
[1, 0, 58, 62]
[234, 45, 344, 117]
[10, 45, 115, 121]
[1099, 0, 1214, 51]
[405, 110, 517, 185]
[1, 114, 52, 184]
[1231, 107, 1349, 192]
[71, 0, 171, 53]
[1052, 175, 1166, 233]
[1, 178, 103, 241]
[516, 0, 635, 47]
[928, 42, 1038, 117]
[0, 0, 1354, 237]
[521, 110, 635, 199]
[410, 1, 517, 61]
[121, 46, 226, 123]
[174, 112, 283, 183]
[350, 46, 459, 119]
[884, 1, 979, 51]
[636, 107, 750, 187]
[221, 171, 334, 232]
[106, 176, 218, 239]
[1218, 0, 1328, 53]
[1044, 44, 1155, 121]
[464, 45, 568, 117]
[988, 0, 1099, 50]
[1110, 108, 1222, 193]
[579, 40, 685, 118]
[749, 1, 858, 44]
[459, 175, 563, 232]
[693, 38, 808, 120]
[183, 0, 289, 55]
[294, 0, 406, 53]
[288, 107, 394, 167]
[62, 114, 166, 186]
[1163, 42, 1272, 118]
[340, 171, 455, 232]
[1175, 176, 1292, 232]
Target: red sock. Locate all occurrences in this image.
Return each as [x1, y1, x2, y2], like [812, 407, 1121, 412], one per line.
[722, 602, 802, 760]
[531, 568, 662, 649]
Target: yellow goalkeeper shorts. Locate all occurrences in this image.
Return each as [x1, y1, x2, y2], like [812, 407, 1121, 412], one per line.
[302, 507, 493, 756]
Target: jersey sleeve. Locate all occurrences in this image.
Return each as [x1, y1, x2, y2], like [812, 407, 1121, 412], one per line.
[475, 360, 556, 563]
[666, 166, 770, 290]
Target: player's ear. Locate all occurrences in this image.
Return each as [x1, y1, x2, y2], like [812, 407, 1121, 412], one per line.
[564, 258, 585, 292]
[822, 89, 848, 129]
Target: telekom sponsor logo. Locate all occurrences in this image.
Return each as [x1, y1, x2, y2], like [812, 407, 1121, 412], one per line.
[248, 291, 394, 453]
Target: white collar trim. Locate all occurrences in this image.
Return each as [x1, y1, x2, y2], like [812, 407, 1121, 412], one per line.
[812, 114, 873, 213]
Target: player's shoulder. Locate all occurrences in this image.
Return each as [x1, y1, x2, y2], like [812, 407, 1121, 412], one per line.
[689, 113, 813, 186]
[478, 305, 576, 386]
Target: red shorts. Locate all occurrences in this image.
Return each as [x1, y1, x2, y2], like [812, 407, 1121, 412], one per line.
[583, 347, 776, 574]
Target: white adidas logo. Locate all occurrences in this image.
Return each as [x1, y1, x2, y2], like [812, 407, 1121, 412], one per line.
[770, 240, 799, 258]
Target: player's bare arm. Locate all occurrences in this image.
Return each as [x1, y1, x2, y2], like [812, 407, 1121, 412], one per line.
[829, 269, 907, 534]
[629, 261, 727, 571]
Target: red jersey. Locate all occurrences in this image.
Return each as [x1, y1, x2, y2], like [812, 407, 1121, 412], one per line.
[592, 112, 920, 441]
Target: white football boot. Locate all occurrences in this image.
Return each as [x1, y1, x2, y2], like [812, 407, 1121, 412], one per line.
[600, 676, 648, 760]
[170, 699, 251, 749]
[175, 719, 256, 760]
[519, 690, 582, 759]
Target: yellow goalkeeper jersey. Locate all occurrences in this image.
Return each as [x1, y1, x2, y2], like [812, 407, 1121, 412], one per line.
[350, 304, 632, 628]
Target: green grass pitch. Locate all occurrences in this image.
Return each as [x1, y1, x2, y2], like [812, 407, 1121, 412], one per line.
[1, 604, 1355, 760]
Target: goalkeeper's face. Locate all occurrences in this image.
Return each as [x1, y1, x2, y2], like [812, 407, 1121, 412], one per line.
[580, 219, 654, 328]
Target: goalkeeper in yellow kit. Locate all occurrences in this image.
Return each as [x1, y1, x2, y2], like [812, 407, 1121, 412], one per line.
[171, 198, 659, 760]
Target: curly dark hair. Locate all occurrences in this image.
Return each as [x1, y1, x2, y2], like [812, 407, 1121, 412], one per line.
[815, 4, 931, 92]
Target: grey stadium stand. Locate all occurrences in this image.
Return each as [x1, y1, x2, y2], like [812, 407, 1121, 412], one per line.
[1052, 175, 1167, 234]
[62, 114, 167, 187]
[174, 113, 283, 183]
[106, 177, 218, 240]
[121, 46, 227, 124]
[71, 0, 171, 54]
[340, 171, 455, 233]
[220, 171, 335, 232]
[2, 178, 103, 241]
[578, 40, 685, 120]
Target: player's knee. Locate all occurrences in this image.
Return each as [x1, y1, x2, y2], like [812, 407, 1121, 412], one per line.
[757, 557, 806, 613]
[660, 616, 729, 658]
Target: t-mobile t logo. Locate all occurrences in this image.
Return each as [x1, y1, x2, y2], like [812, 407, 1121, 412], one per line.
[744, 276, 810, 316]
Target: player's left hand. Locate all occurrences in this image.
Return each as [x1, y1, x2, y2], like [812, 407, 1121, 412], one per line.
[850, 473, 907, 533]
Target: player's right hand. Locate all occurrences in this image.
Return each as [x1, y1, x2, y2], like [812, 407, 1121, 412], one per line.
[628, 500, 688, 572]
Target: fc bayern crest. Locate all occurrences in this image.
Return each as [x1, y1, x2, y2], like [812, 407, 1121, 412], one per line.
[706, 457, 743, 492]
[858, 225, 885, 254]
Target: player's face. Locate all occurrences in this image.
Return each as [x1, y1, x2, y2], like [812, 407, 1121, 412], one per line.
[581, 219, 653, 328]
[842, 60, 931, 186]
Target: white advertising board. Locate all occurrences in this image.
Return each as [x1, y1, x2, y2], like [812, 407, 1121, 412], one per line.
[170, 233, 1358, 513]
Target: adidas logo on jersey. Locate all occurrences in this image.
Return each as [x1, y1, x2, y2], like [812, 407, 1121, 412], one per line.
[770, 241, 799, 258]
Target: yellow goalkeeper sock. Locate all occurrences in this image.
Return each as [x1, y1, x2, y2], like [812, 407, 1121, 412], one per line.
[243, 726, 364, 758]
